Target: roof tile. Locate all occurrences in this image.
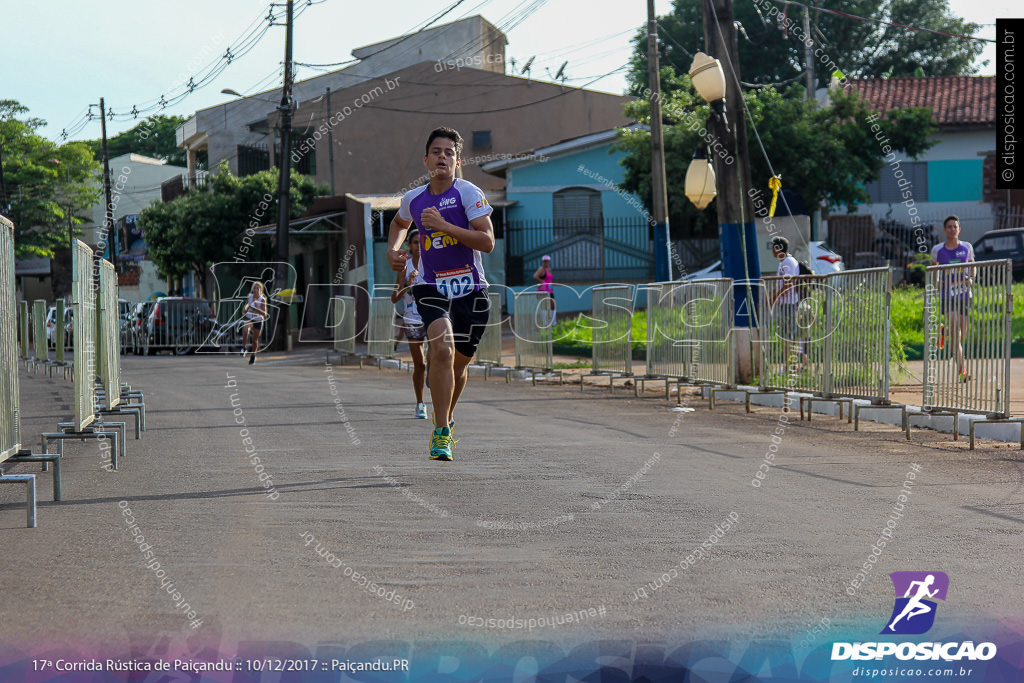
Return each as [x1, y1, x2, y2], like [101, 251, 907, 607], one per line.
[848, 76, 994, 126]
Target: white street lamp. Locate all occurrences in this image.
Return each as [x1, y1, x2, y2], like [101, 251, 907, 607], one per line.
[688, 52, 728, 123]
[684, 147, 717, 210]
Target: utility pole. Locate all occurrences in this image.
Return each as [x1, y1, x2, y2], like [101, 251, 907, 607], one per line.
[99, 98, 115, 271]
[701, 0, 760, 381]
[803, 5, 820, 241]
[802, 6, 814, 99]
[274, 0, 294, 350]
[326, 87, 336, 195]
[647, 0, 672, 282]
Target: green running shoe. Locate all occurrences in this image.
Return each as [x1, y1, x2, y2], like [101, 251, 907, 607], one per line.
[429, 427, 454, 461]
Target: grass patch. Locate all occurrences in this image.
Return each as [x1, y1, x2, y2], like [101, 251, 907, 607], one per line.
[550, 281, 1022, 361]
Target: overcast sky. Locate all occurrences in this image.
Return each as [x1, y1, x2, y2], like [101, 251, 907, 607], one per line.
[1, 0, 1013, 144]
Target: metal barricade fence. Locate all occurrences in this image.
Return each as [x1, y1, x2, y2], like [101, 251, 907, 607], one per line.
[366, 296, 395, 359]
[1, 217, 21, 461]
[332, 296, 356, 356]
[200, 298, 245, 352]
[19, 300, 29, 359]
[758, 274, 830, 394]
[514, 291, 552, 370]
[72, 240, 97, 432]
[682, 279, 735, 385]
[98, 260, 121, 408]
[140, 299, 216, 354]
[923, 259, 1012, 417]
[646, 282, 690, 379]
[591, 285, 633, 376]
[55, 300, 66, 364]
[827, 267, 892, 401]
[120, 300, 136, 353]
[475, 292, 503, 366]
[32, 299, 48, 363]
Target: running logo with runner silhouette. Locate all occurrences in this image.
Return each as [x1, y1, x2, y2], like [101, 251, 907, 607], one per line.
[881, 571, 949, 635]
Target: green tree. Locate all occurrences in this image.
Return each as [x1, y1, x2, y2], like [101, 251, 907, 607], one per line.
[140, 162, 327, 295]
[628, 0, 984, 94]
[84, 115, 188, 166]
[613, 81, 937, 231]
[0, 99, 101, 258]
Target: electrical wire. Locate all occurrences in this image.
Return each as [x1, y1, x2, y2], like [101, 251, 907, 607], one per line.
[757, 0, 994, 44]
[50, 1, 304, 142]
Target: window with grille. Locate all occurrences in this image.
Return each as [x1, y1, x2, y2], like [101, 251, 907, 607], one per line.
[553, 187, 602, 237]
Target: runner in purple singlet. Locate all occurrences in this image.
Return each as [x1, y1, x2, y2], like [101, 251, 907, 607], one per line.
[386, 127, 495, 461]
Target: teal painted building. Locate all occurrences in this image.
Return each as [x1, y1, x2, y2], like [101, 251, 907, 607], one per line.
[483, 126, 653, 314]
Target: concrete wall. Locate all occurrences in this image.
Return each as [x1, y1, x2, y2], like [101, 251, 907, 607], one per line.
[280, 62, 632, 196]
[84, 154, 187, 247]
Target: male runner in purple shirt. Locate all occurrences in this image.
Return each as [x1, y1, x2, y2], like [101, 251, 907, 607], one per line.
[930, 215, 975, 381]
[387, 127, 495, 461]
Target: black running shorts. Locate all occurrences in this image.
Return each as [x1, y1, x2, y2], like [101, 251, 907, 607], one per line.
[412, 285, 491, 358]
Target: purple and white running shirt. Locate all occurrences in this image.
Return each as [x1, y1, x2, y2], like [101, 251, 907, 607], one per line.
[399, 179, 492, 299]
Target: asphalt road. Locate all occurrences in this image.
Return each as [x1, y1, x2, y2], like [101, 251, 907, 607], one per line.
[2, 349, 1022, 675]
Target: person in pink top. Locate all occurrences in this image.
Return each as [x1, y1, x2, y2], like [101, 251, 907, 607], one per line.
[533, 255, 556, 326]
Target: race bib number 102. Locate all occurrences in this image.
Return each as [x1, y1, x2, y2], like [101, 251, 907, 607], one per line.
[435, 266, 475, 299]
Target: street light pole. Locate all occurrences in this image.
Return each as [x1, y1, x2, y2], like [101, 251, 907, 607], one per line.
[701, 0, 760, 382]
[0, 138, 8, 218]
[99, 98, 115, 272]
[647, 0, 672, 282]
[274, 0, 294, 351]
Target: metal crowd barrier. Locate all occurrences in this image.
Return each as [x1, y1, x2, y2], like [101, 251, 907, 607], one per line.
[758, 268, 896, 422]
[0, 217, 61, 526]
[914, 259, 1017, 447]
[19, 300, 29, 361]
[682, 279, 735, 387]
[331, 296, 356, 358]
[92, 259, 145, 439]
[41, 241, 121, 469]
[366, 296, 395, 360]
[513, 291, 557, 383]
[637, 281, 689, 398]
[141, 298, 217, 355]
[473, 292, 510, 380]
[55, 300, 67, 368]
[759, 274, 828, 397]
[475, 292, 503, 366]
[582, 285, 633, 392]
[97, 261, 121, 409]
[645, 282, 690, 380]
[829, 267, 892, 401]
[643, 279, 736, 407]
[30, 299, 49, 373]
[193, 298, 246, 354]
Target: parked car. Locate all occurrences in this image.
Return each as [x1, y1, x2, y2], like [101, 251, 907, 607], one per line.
[680, 241, 845, 281]
[141, 297, 216, 355]
[45, 304, 74, 348]
[972, 228, 1024, 281]
[117, 299, 133, 354]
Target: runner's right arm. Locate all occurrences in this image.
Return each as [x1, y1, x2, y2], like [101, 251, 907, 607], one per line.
[387, 213, 413, 272]
[391, 268, 409, 304]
